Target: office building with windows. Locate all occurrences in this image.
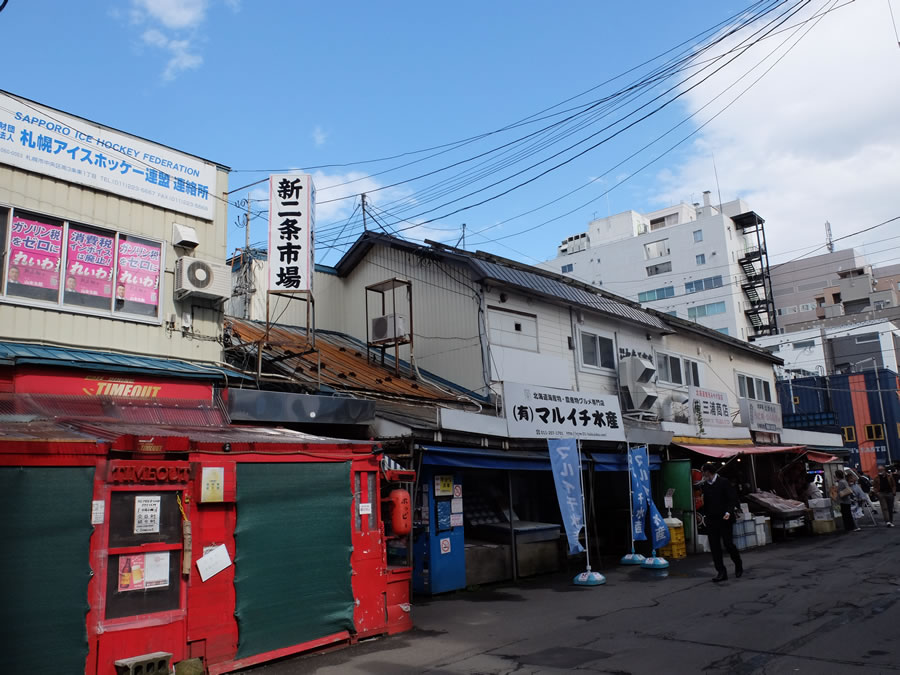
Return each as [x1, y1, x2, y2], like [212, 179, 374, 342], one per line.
[545, 191, 776, 341]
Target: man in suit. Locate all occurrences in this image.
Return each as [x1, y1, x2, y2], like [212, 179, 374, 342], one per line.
[701, 462, 743, 582]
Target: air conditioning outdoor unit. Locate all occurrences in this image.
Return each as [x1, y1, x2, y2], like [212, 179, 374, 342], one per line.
[371, 314, 408, 344]
[618, 355, 659, 411]
[174, 257, 231, 301]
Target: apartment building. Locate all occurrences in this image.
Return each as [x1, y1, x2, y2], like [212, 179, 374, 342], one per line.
[545, 191, 776, 341]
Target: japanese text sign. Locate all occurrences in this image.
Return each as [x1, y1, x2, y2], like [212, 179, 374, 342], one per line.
[117, 238, 161, 306]
[9, 215, 62, 289]
[268, 173, 315, 293]
[66, 227, 114, 297]
[689, 387, 733, 428]
[504, 382, 626, 441]
[0, 92, 217, 220]
[628, 445, 670, 549]
[739, 399, 783, 433]
[547, 438, 585, 555]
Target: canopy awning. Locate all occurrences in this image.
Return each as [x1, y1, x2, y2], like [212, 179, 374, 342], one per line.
[421, 445, 550, 471]
[677, 443, 805, 459]
[591, 453, 661, 472]
[804, 450, 840, 464]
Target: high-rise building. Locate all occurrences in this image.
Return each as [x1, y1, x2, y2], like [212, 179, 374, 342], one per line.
[545, 191, 776, 341]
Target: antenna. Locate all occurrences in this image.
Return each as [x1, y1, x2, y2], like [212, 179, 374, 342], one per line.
[825, 221, 834, 253]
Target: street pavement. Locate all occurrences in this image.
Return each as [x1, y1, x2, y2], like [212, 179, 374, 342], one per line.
[242, 523, 900, 674]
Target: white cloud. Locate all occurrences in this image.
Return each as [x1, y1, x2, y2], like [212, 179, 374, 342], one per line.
[132, 0, 208, 30]
[140, 30, 203, 81]
[651, 2, 900, 259]
[312, 126, 328, 147]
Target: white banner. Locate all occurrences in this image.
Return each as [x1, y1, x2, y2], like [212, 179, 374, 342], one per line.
[739, 399, 783, 433]
[0, 92, 217, 220]
[503, 382, 626, 441]
[268, 173, 315, 293]
[690, 386, 733, 427]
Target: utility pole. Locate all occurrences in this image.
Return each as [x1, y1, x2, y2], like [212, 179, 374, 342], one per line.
[361, 193, 368, 231]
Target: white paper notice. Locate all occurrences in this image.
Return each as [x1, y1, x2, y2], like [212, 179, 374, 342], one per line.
[450, 513, 464, 527]
[144, 552, 170, 589]
[196, 544, 232, 582]
[91, 500, 105, 525]
[451, 498, 463, 513]
[134, 495, 161, 534]
[359, 502, 372, 515]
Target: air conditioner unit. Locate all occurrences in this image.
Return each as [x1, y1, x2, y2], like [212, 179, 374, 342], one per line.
[174, 257, 231, 301]
[618, 356, 659, 411]
[370, 314, 408, 344]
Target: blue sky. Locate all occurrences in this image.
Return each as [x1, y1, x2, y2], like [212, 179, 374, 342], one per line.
[2, 0, 898, 276]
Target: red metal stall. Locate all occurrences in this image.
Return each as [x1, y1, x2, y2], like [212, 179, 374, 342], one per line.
[1, 416, 414, 675]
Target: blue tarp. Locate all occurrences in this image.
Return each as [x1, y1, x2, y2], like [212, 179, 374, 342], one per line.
[421, 446, 661, 472]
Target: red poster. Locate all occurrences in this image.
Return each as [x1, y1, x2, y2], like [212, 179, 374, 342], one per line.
[117, 238, 161, 306]
[65, 228, 115, 297]
[8, 216, 63, 289]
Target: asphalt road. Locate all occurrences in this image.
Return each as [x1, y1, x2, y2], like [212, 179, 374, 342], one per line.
[242, 524, 900, 674]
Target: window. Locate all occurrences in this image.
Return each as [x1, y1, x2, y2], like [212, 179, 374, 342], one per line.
[684, 276, 723, 294]
[644, 239, 670, 259]
[561, 263, 574, 274]
[855, 333, 879, 344]
[842, 426, 856, 443]
[646, 261, 672, 277]
[737, 374, 773, 402]
[693, 229, 703, 243]
[792, 340, 815, 349]
[657, 352, 700, 387]
[687, 301, 726, 320]
[799, 303, 816, 312]
[865, 424, 884, 441]
[638, 286, 675, 303]
[488, 307, 538, 351]
[579, 329, 615, 370]
[696, 254, 706, 265]
[2, 207, 163, 321]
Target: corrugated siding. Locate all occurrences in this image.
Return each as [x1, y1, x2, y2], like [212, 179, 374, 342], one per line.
[0, 165, 228, 363]
[340, 245, 485, 396]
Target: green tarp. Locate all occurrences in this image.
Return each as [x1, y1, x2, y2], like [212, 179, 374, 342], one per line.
[234, 462, 354, 659]
[0, 466, 94, 674]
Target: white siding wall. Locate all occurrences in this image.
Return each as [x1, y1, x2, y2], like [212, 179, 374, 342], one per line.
[1, 164, 228, 363]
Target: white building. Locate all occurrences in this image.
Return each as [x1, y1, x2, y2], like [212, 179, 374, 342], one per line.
[544, 192, 777, 342]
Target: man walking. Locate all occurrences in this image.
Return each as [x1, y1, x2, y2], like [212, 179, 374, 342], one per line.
[700, 463, 743, 582]
[874, 465, 896, 527]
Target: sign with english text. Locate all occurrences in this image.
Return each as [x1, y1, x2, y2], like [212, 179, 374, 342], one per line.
[0, 92, 217, 220]
[268, 173, 315, 293]
[503, 382, 625, 441]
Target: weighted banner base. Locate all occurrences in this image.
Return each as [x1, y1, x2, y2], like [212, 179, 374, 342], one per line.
[620, 552, 646, 565]
[573, 570, 606, 586]
[641, 555, 669, 569]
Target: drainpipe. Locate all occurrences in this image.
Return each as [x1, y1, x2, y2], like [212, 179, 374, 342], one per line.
[569, 306, 581, 392]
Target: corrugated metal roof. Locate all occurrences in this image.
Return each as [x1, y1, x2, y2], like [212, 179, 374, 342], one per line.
[225, 318, 475, 404]
[0, 342, 252, 382]
[466, 258, 668, 331]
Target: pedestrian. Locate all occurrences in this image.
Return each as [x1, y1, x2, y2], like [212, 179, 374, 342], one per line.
[700, 462, 743, 582]
[834, 470, 859, 532]
[874, 465, 896, 527]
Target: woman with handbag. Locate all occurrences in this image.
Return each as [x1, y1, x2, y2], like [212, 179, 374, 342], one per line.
[834, 470, 860, 532]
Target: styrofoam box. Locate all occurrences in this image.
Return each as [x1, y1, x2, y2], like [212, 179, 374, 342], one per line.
[808, 497, 832, 509]
[740, 519, 755, 534]
[746, 533, 758, 547]
[754, 515, 767, 525]
[813, 508, 834, 521]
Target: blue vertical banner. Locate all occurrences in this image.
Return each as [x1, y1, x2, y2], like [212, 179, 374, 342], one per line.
[628, 446, 649, 541]
[548, 438, 586, 555]
[628, 446, 671, 549]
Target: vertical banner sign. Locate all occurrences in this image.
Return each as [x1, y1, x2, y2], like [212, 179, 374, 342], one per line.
[9, 215, 63, 289]
[628, 445, 671, 549]
[268, 173, 315, 293]
[547, 438, 586, 555]
[628, 446, 649, 541]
